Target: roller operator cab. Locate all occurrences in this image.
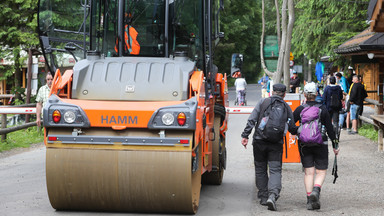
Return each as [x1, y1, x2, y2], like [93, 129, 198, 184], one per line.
[38, 0, 228, 213]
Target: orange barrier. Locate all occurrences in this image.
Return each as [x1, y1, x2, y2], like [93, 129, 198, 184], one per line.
[283, 93, 302, 163]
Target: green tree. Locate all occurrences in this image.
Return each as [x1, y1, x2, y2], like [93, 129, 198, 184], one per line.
[260, 0, 295, 87]
[0, 0, 39, 102]
[292, 0, 370, 63]
[214, 0, 262, 83]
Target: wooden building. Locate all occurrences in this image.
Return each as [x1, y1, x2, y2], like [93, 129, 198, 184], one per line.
[334, 28, 384, 102]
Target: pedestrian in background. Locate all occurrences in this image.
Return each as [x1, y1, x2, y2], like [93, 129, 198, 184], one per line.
[241, 84, 297, 211]
[258, 73, 269, 98]
[290, 71, 300, 93]
[348, 75, 367, 134]
[335, 72, 349, 94]
[234, 73, 247, 106]
[36, 72, 53, 127]
[293, 82, 339, 210]
[339, 93, 348, 130]
[346, 66, 355, 87]
[322, 76, 343, 135]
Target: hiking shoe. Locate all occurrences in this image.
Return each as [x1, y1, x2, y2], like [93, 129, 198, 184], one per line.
[309, 187, 321, 210]
[266, 194, 277, 211]
[260, 197, 268, 206]
[306, 196, 314, 210]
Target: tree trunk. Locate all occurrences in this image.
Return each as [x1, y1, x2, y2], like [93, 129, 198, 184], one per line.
[308, 59, 313, 82]
[13, 51, 22, 103]
[303, 55, 308, 82]
[25, 48, 33, 123]
[260, 0, 274, 78]
[283, 0, 295, 88]
[275, 0, 281, 48]
[274, 0, 287, 85]
[260, 0, 295, 87]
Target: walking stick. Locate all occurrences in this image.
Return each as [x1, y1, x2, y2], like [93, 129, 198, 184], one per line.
[332, 141, 339, 184]
[332, 155, 338, 184]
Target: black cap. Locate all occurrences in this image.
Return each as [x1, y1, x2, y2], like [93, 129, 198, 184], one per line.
[273, 83, 286, 92]
[293, 71, 298, 74]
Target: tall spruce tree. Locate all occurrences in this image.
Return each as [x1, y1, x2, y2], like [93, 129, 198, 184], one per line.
[292, 0, 370, 62]
[214, 0, 262, 82]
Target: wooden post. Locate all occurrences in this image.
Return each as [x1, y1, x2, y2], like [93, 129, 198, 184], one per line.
[378, 129, 383, 152]
[378, 85, 383, 115]
[25, 48, 33, 123]
[1, 114, 6, 142]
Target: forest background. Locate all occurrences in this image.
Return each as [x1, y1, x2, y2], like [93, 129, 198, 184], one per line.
[0, 0, 372, 99]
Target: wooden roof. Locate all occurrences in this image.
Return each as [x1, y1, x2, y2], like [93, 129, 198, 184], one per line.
[334, 29, 378, 54]
[369, 0, 384, 32]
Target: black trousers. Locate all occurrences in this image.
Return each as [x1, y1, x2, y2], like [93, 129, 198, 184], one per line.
[252, 139, 283, 199]
[329, 109, 340, 126]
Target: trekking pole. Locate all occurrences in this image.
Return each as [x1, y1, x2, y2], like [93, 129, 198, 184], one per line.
[332, 141, 339, 184]
[284, 136, 288, 159]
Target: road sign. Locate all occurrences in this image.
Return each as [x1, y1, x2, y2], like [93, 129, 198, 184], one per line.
[290, 60, 294, 67]
[290, 52, 294, 61]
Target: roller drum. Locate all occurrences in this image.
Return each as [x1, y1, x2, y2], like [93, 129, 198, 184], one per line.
[46, 147, 201, 213]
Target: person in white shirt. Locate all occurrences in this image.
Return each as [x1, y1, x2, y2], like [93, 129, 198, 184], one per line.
[36, 72, 53, 127]
[234, 73, 247, 105]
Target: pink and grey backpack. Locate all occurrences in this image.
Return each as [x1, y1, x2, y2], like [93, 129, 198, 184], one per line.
[298, 103, 323, 146]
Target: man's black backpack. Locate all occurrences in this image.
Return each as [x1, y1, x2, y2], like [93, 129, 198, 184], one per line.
[330, 87, 341, 109]
[256, 97, 288, 143]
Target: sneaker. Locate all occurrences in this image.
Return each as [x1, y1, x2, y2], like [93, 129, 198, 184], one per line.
[309, 187, 321, 210]
[260, 197, 268, 206]
[347, 128, 351, 132]
[266, 194, 277, 211]
[348, 130, 358, 135]
[306, 196, 314, 210]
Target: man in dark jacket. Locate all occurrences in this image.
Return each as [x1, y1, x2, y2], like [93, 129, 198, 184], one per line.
[290, 71, 300, 93]
[241, 84, 297, 211]
[349, 75, 367, 134]
[322, 76, 343, 133]
[346, 66, 355, 86]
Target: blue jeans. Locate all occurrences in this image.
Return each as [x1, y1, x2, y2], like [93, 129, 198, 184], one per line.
[350, 104, 360, 120]
[339, 112, 347, 128]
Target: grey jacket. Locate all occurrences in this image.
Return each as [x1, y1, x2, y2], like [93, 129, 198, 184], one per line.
[241, 95, 297, 144]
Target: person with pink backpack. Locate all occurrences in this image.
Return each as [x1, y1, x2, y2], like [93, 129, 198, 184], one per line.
[292, 82, 340, 210]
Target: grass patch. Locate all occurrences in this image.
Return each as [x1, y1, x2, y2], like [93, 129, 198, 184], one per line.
[0, 126, 44, 152]
[358, 124, 378, 141]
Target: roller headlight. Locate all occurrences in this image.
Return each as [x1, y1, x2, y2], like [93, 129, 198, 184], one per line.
[162, 113, 174, 126]
[63, 110, 76, 123]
